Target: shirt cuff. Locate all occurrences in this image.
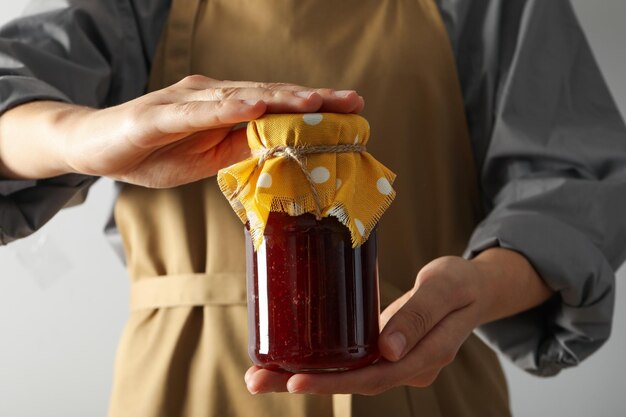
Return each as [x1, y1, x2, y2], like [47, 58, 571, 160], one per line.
[465, 212, 615, 376]
[0, 174, 97, 245]
[0, 75, 71, 116]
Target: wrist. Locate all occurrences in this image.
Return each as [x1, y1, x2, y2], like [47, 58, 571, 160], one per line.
[470, 247, 554, 325]
[0, 101, 94, 179]
[49, 102, 97, 176]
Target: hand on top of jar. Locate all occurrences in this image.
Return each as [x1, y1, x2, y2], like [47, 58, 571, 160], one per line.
[0, 75, 364, 188]
[244, 247, 553, 395]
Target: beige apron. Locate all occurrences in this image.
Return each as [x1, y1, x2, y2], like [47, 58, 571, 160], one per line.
[109, 0, 511, 416]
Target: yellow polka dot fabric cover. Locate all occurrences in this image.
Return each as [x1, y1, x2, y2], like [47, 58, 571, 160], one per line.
[217, 113, 396, 248]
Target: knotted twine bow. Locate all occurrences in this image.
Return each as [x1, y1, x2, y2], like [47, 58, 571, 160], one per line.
[229, 144, 367, 220]
[217, 113, 396, 249]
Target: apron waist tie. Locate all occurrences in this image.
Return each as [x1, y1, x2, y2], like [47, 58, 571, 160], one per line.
[130, 273, 247, 311]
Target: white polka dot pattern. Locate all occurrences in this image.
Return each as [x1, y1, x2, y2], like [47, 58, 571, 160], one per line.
[303, 113, 324, 125]
[376, 177, 393, 195]
[311, 166, 331, 183]
[257, 173, 272, 188]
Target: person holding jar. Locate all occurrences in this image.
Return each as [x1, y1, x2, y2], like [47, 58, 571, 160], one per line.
[1, 1, 625, 416]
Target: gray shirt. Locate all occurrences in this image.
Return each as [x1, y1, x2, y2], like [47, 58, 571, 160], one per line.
[1, 0, 625, 377]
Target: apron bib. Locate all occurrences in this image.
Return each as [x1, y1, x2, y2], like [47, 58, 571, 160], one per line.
[109, 0, 510, 416]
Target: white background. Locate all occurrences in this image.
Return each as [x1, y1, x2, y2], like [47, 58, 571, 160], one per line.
[1, 1, 626, 416]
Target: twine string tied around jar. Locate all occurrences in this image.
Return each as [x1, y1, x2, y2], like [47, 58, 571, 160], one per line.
[229, 144, 367, 220]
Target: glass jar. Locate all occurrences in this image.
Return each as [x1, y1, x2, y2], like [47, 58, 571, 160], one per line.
[246, 212, 380, 373]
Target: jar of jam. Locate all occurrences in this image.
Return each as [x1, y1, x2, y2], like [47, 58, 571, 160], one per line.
[246, 212, 380, 373]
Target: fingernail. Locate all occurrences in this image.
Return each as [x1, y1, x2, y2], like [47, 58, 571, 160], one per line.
[244, 99, 261, 106]
[287, 381, 307, 394]
[334, 90, 355, 97]
[387, 332, 407, 360]
[295, 90, 314, 99]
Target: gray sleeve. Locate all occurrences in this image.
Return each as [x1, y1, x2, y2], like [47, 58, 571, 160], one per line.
[439, 0, 626, 376]
[0, 0, 170, 245]
[0, 175, 95, 244]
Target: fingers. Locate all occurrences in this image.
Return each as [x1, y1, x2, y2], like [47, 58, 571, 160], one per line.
[175, 75, 299, 91]
[244, 362, 401, 396]
[146, 99, 266, 143]
[171, 75, 364, 114]
[285, 360, 399, 395]
[315, 89, 364, 114]
[181, 87, 363, 114]
[139, 75, 364, 145]
[244, 352, 444, 396]
[284, 342, 447, 395]
[245, 366, 292, 394]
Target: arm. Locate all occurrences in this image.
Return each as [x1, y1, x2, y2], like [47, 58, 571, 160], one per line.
[0, 83, 363, 185]
[0, 0, 364, 243]
[247, 0, 626, 394]
[0, 0, 169, 243]
[449, 0, 626, 375]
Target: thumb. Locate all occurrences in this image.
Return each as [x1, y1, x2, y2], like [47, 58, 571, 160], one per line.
[378, 278, 453, 362]
[202, 127, 251, 174]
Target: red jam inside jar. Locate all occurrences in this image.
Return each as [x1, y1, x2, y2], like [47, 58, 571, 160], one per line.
[246, 212, 380, 373]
